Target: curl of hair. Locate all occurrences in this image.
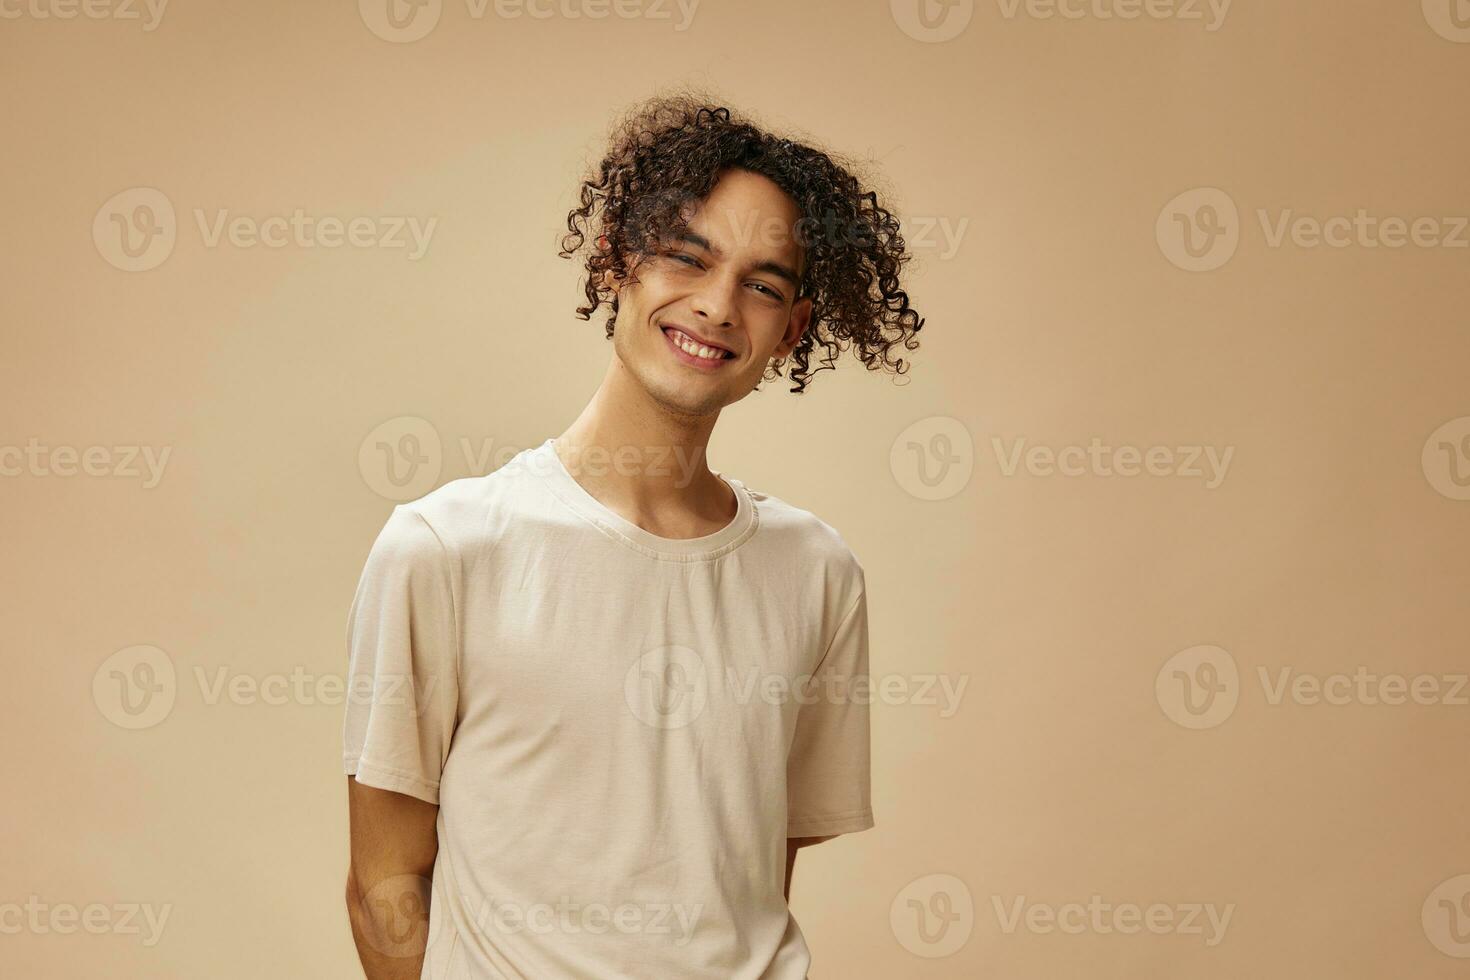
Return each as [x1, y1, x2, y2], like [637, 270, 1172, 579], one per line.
[558, 91, 924, 394]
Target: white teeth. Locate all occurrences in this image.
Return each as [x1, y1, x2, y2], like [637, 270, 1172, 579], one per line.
[667, 328, 726, 362]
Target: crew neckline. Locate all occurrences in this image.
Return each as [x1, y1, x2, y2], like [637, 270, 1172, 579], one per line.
[523, 437, 757, 561]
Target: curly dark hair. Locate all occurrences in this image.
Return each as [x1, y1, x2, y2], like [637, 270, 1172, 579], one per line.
[558, 91, 924, 394]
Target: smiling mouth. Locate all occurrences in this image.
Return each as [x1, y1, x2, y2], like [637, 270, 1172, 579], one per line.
[661, 325, 735, 362]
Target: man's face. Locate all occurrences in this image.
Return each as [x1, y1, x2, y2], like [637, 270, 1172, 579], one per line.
[606, 168, 813, 419]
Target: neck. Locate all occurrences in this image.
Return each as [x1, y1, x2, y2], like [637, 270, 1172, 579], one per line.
[554, 355, 732, 529]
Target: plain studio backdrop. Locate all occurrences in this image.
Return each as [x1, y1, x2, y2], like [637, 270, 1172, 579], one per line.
[3, 0, 1469, 976]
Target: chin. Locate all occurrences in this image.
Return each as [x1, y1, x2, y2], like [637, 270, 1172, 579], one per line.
[648, 375, 729, 417]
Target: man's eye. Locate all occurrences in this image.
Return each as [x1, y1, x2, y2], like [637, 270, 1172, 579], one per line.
[668, 252, 700, 267]
[750, 283, 782, 300]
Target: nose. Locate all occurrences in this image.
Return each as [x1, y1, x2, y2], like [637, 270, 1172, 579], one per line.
[690, 271, 739, 328]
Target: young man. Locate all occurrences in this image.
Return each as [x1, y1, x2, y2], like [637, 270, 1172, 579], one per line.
[342, 94, 924, 979]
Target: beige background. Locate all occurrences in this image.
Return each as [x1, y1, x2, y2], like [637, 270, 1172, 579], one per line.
[4, 0, 1469, 976]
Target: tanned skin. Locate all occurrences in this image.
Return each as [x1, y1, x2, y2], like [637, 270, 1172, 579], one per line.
[345, 781, 439, 978]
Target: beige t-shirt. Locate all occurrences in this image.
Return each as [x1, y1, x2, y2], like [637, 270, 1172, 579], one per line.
[343, 437, 873, 979]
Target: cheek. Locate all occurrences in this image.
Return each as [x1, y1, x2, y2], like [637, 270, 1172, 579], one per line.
[748, 317, 791, 355]
[623, 275, 677, 321]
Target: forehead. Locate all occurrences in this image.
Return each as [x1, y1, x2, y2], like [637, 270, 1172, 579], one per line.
[683, 168, 804, 265]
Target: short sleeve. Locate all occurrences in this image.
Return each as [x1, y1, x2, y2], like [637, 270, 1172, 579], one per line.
[786, 584, 874, 838]
[342, 504, 460, 805]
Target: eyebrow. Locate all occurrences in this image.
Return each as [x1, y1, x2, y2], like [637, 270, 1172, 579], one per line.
[672, 229, 803, 291]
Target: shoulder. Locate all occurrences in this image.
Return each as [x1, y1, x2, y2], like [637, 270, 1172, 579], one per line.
[740, 481, 866, 593]
[388, 453, 537, 554]
[360, 464, 520, 584]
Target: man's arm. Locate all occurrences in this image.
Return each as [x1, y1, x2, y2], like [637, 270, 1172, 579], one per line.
[783, 835, 836, 901]
[345, 778, 441, 980]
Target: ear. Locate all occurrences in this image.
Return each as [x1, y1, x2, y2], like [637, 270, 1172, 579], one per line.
[773, 295, 813, 359]
[599, 268, 622, 296]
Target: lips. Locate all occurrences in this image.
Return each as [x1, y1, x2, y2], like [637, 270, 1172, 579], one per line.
[661, 324, 735, 360]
